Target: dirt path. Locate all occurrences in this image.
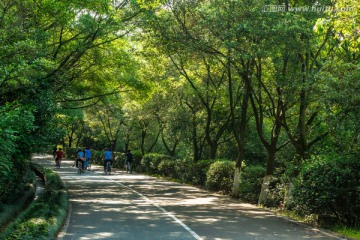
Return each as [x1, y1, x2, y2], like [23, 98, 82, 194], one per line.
[33, 155, 346, 240]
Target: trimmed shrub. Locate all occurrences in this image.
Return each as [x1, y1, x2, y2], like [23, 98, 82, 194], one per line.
[239, 165, 266, 204]
[192, 159, 216, 186]
[292, 154, 360, 227]
[156, 158, 216, 187]
[141, 153, 174, 174]
[176, 158, 196, 183]
[91, 150, 104, 165]
[206, 160, 235, 194]
[131, 150, 143, 172]
[263, 176, 286, 208]
[113, 152, 125, 169]
[114, 150, 143, 172]
[158, 159, 179, 178]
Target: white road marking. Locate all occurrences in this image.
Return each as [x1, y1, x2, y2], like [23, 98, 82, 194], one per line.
[99, 171, 203, 240]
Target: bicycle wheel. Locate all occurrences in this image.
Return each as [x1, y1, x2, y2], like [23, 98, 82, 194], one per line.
[87, 160, 91, 170]
[55, 159, 60, 169]
[78, 164, 83, 174]
[106, 162, 111, 175]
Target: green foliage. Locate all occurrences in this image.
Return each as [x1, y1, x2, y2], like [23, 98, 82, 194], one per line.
[263, 176, 286, 208]
[192, 159, 216, 186]
[0, 154, 34, 206]
[175, 159, 197, 183]
[136, 154, 222, 189]
[158, 158, 180, 178]
[141, 156, 217, 187]
[330, 225, 360, 240]
[293, 154, 360, 227]
[0, 163, 68, 240]
[65, 148, 79, 159]
[41, 169, 67, 203]
[206, 160, 235, 194]
[239, 165, 266, 204]
[156, 158, 187, 181]
[131, 150, 144, 172]
[141, 153, 175, 174]
[0, 106, 35, 176]
[91, 150, 105, 165]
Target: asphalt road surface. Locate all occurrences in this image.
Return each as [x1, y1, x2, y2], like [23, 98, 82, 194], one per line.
[33, 155, 347, 240]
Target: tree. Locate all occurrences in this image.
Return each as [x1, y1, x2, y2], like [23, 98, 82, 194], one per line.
[0, 0, 146, 203]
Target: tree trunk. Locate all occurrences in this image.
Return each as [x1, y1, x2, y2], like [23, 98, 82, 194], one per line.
[228, 69, 249, 197]
[68, 135, 73, 148]
[283, 182, 295, 209]
[191, 112, 201, 162]
[147, 129, 160, 153]
[209, 142, 218, 159]
[232, 155, 243, 197]
[140, 129, 146, 155]
[258, 174, 272, 206]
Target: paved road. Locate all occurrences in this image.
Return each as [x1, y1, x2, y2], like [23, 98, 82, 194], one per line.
[33, 155, 346, 240]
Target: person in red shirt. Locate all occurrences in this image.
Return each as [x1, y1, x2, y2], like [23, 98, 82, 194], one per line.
[55, 148, 64, 168]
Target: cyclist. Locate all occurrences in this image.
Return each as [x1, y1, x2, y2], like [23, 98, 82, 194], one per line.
[55, 147, 64, 167]
[84, 147, 92, 170]
[104, 148, 113, 173]
[76, 148, 85, 171]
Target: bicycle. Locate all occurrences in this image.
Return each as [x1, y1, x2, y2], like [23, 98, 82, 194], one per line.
[85, 158, 91, 171]
[78, 162, 84, 174]
[104, 161, 111, 175]
[125, 161, 132, 173]
[55, 158, 61, 169]
[76, 158, 85, 174]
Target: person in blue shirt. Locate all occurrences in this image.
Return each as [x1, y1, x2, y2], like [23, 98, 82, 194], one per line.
[85, 147, 92, 170]
[104, 148, 113, 172]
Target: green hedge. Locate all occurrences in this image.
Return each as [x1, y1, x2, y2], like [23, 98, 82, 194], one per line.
[206, 160, 235, 194]
[141, 154, 233, 192]
[293, 154, 360, 227]
[141, 153, 175, 174]
[239, 165, 266, 204]
[192, 159, 217, 186]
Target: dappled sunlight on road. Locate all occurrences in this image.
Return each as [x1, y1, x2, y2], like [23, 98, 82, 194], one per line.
[31, 155, 344, 240]
[177, 197, 218, 205]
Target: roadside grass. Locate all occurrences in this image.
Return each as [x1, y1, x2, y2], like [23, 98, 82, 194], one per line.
[328, 226, 360, 240]
[0, 163, 68, 240]
[273, 209, 360, 240]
